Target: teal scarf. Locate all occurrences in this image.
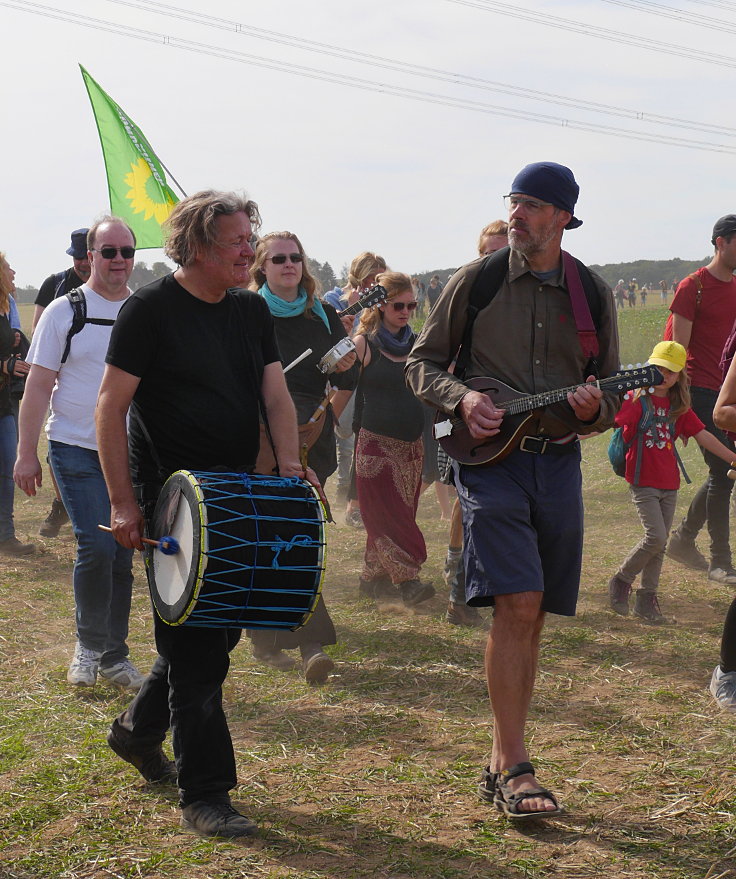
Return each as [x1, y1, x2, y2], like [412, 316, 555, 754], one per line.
[258, 283, 331, 332]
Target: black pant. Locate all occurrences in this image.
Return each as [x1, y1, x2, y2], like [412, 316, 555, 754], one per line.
[677, 386, 735, 569]
[115, 486, 242, 807]
[114, 615, 241, 807]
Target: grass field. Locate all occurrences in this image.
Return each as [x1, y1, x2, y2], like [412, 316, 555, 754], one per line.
[2, 301, 736, 879]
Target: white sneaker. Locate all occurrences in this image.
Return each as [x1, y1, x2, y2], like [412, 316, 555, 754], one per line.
[709, 665, 736, 711]
[67, 643, 102, 687]
[99, 659, 147, 692]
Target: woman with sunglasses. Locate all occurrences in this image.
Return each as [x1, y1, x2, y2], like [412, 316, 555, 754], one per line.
[248, 231, 358, 683]
[352, 272, 434, 607]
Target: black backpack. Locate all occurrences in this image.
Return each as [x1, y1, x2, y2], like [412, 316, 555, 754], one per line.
[60, 288, 116, 364]
[453, 246, 603, 382]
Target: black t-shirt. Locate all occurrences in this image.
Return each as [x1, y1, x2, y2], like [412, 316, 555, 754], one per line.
[106, 274, 281, 485]
[273, 303, 357, 423]
[35, 267, 85, 308]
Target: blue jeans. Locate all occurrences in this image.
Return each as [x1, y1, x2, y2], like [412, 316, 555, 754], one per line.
[0, 412, 18, 542]
[48, 441, 134, 665]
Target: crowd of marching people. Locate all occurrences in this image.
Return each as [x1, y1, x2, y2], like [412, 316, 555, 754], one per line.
[4, 169, 736, 836]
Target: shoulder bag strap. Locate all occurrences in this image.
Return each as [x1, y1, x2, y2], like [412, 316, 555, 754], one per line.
[562, 250, 600, 368]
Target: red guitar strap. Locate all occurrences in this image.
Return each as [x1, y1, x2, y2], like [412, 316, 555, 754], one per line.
[562, 250, 599, 363]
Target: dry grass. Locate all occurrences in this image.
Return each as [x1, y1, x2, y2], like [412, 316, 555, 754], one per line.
[2, 303, 736, 877]
[2, 433, 736, 879]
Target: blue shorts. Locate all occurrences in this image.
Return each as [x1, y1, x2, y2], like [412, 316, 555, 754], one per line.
[454, 445, 583, 616]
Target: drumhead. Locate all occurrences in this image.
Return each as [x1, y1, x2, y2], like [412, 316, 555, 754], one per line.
[150, 471, 207, 624]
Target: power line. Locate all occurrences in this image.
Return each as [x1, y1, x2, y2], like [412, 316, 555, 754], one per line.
[4, 0, 736, 154]
[445, 0, 736, 69]
[93, 0, 736, 138]
[599, 0, 736, 35]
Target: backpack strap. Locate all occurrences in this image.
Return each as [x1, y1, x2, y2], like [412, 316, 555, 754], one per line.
[61, 289, 87, 364]
[633, 393, 691, 486]
[454, 248, 510, 380]
[53, 270, 67, 299]
[632, 394, 654, 486]
[60, 288, 116, 364]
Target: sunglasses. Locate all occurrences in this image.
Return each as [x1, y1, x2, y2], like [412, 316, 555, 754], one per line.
[267, 253, 303, 265]
[389, 301, 418, 312]
[92, 246, 136, 259]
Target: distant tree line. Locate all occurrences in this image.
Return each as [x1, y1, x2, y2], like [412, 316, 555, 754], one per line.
[13, 254, 713, 308]
[589, 256, 710, 290]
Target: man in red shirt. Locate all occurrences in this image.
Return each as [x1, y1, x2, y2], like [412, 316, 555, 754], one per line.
[666, 215, 736, 584]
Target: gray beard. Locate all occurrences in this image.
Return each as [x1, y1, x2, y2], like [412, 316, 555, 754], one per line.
[509, 223, 559, 257]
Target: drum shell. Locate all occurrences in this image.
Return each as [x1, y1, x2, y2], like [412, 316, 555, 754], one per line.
[148, 471, 325, 630]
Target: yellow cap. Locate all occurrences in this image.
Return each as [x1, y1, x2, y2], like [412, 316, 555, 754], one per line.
[649, 340, 687, 373]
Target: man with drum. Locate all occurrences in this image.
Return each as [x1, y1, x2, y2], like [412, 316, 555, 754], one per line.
[96, 190, 315, 839]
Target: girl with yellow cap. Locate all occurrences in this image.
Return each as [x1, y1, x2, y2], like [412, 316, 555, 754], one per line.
[609, 341, 736, 622]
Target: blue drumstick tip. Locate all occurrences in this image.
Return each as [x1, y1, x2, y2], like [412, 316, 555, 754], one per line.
[158, 536, 180, 555]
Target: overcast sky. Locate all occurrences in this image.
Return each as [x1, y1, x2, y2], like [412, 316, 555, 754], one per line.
[3, 0, 734, 288]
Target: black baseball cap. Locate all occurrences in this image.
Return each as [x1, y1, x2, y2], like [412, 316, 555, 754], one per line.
[711, 215, 736, 244]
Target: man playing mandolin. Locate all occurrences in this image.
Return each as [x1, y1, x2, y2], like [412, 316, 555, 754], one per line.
[406, 162, 620, 820]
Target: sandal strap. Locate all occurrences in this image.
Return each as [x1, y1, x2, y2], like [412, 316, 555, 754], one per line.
[502, 785, 560, 812]
[499, 761, 535, 782]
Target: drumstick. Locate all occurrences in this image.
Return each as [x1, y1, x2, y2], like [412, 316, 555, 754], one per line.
[97, 525, 180, 555]
[283, 348, 313, 374]
[298, 447, 334, 523]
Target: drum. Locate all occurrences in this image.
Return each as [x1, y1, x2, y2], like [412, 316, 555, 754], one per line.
[149, 470, 325, 629]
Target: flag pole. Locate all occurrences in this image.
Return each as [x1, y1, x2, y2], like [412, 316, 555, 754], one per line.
[159, 161, 188, 199]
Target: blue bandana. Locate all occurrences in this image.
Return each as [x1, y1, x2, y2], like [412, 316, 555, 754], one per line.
[258, 283, 331, 332]
[507, 162, 583, 230]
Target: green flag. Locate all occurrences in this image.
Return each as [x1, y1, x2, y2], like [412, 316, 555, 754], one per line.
[80, 64, 180, 248]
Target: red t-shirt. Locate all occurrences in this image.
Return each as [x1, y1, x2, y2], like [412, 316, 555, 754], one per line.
[668, 267, 736, 390]
[615, 394, 704, 490]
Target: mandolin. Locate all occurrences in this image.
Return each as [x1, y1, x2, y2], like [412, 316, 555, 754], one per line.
[434, 365, 663, 466]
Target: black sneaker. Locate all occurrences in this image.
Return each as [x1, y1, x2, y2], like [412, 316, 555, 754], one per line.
[608, 575, 631, 615]
[633, 591, 667, 624]
[0, 536, 35, 556]
[107, 723, 177, 784]
[399, 579, 436, 607]
[666, 530, 708, 571]
[181, 800, 258, 838]
[39, 498, 69, 538]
